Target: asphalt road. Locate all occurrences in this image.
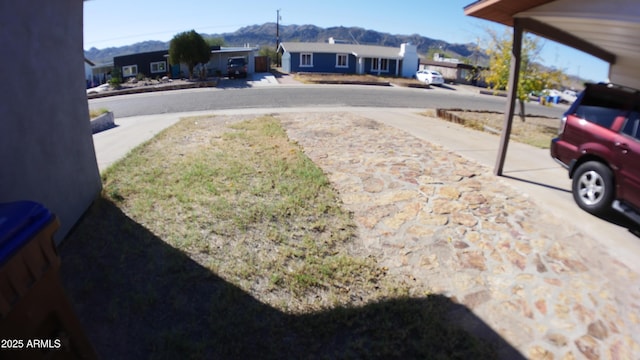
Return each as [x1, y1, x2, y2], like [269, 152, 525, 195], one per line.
[88, 83, 568, 119]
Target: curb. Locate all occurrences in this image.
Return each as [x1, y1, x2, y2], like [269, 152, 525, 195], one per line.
[406, 83, 432, 89]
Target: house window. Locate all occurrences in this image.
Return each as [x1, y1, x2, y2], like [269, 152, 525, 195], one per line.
[122, 65, 138, 77]
[336, 54, 348, 68]
[150, 61, 166, 74]
[372, 58, 389, 72]
[300, 53, 313, 67]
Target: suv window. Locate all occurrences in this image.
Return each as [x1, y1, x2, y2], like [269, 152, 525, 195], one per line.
[622, 111, 640, 140]
[228, 58, 245, 66]
[573, 90, 627, 129]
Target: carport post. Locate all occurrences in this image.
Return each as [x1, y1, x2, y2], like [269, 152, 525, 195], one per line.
[494, 19, 523, 176]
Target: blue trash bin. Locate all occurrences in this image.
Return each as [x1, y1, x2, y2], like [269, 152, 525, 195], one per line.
[0, 201, 97, 358]
[0, 201, 53, 266]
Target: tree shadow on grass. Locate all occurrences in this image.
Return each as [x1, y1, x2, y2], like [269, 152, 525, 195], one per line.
[60, 197, 524, 359]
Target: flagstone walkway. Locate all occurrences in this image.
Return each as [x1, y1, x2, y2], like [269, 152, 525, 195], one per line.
[280, 111, 640, 360]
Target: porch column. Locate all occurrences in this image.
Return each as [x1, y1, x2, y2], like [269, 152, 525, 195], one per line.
[494, 18, 523, 176]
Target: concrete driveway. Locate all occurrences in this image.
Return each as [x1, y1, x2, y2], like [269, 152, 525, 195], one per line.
[215, 73, 281, 89]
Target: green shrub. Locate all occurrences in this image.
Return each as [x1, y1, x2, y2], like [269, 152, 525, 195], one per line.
[89, 108, 109, 119]
[109, 67, 122, 87]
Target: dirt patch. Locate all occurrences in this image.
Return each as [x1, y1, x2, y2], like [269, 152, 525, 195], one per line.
[294, 73, 427, 88]
[435, 109, 561, 149]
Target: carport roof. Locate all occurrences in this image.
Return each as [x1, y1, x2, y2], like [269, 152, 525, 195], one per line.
[212, 46, 259, 54]
[464, 0, 640, 90]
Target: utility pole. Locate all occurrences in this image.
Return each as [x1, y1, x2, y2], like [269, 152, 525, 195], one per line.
[276, 9, 280, 49]
[276, 9, 281, 67]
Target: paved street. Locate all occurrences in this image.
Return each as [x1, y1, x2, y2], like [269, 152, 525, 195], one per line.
[88, 77, 567, 119]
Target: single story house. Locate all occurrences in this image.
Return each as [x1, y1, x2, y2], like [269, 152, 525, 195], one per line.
[85, 58, 114, 88]
[277, 40, 419, 78]
[202, 46, 260, 77]
[419, 60, 486, 86]
[84, 58, 95, 88]
[114, 50, 170, 79]
[89, 61, 114, 86]
[113, 46, 260, 80]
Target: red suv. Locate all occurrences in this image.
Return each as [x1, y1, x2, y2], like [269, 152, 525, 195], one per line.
[551, 83, 640, 223]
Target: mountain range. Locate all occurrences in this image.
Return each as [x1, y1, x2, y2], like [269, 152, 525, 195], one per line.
[84, 23, 487, 65]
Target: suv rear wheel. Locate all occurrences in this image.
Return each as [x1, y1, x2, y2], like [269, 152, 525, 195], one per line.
[572, 161, 614, 216]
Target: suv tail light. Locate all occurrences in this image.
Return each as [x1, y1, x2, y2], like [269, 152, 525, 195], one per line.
[558, 116, 567, 135]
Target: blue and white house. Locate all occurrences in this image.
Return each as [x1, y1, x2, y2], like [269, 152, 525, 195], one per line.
[278, 39, 419, 78]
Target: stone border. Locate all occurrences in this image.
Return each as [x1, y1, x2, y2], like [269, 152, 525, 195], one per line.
[311, 79, 391, 86]
[90, 111, 115, 134]
[87, 79, 218, 100]
[435, 108, 479, 125]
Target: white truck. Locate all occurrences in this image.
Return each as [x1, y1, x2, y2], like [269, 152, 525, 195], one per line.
[560, 89, 578, 104]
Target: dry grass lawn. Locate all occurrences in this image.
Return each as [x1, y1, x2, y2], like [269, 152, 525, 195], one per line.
[431, 109, 561, 149]
[294, 72, 425, 87]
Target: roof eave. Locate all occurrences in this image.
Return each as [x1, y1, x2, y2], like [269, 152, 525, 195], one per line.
[464, 0, 556, 26]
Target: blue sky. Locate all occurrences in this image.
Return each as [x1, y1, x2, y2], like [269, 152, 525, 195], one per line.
[84, 0, 609, 82]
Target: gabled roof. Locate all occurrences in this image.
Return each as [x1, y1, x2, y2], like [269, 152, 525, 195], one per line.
[279, 42, 404, 59]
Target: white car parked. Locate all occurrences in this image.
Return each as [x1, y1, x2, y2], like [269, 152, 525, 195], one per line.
[416, 70, 445, 85]
[86, 83, 110, 95]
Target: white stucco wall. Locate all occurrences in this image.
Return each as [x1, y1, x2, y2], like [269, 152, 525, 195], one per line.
[400, 43, 419, 78]
[0, 0, 102, 243]
[281, 52, 291, 73]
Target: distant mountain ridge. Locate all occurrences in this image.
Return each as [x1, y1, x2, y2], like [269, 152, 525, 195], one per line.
[85, 40, 168, 65]
[85, 23, 486, 65]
